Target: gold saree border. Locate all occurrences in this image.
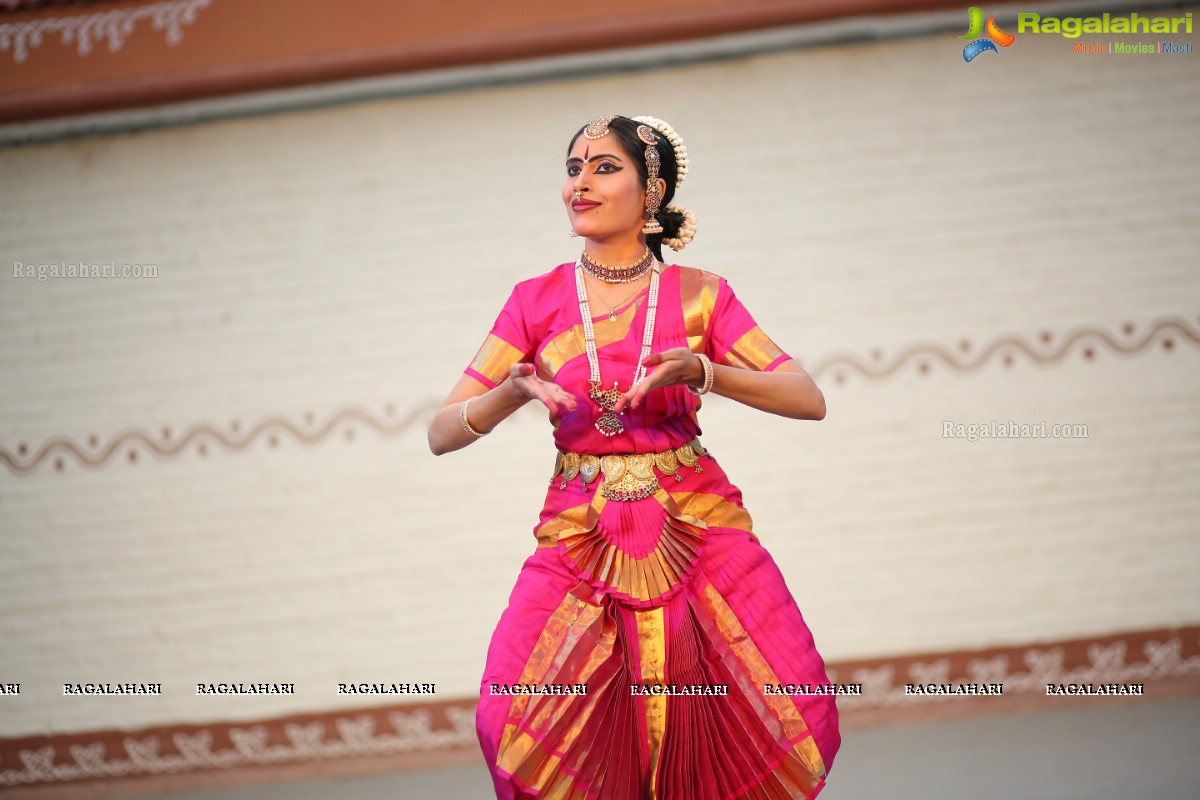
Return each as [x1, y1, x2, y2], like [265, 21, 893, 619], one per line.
[536, 492, 752, 548]
[539, 490, 709, 605]
[537, 297, 644, 379]
[665, 491, 756, 537]
[495, 583, 614, 799]
[678, 266, 720, 353]
[722, 325, 789, 372]
[467, 333, 525, 386]
[696, 582, 827, 791]
[635, 608, 667, 799]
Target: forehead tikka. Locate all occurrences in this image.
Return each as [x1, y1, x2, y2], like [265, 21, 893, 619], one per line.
[584, 115, 616, 139]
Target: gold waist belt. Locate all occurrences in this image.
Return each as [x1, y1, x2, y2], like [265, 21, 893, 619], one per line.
[551, 437, 710, 502]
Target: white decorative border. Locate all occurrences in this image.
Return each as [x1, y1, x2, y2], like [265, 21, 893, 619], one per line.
[0, 706, 476, 787]
[827, 633, 1200, 710]
[1, 631, 1197, 788]
[0, 0, 212, 64]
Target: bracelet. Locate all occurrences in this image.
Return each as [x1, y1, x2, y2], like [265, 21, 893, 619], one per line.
[459, 396, 489, 438]
[686, 353, 714, 396]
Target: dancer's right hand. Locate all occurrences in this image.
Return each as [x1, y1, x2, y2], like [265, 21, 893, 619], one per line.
[508, 363, 578, 416]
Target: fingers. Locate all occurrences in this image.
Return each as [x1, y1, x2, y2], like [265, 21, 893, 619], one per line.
[508, 363, 578, 415]
[522, 379, 556, 415]
[614, 376, 652, 410]
[537, 387, 577, 415]
[613, 382, 651, 413]
[531, 381, 577, 414]
[554, 389, 578, 413]
[641, 352, 664, 367]
[615, 351, 697, 412]
[640, 348, 693, 370]
[509, 363, 535, 378]
[543, 381, 577, 412]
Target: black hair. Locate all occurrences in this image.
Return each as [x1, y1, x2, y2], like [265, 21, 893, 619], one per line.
[567, 116, 686, 263]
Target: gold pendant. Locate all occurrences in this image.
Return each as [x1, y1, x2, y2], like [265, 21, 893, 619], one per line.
[589, 380, 625, 436]
[595, 411, 623, 436]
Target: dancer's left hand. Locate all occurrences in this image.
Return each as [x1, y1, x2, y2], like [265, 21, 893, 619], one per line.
[612, 348, 704, 413]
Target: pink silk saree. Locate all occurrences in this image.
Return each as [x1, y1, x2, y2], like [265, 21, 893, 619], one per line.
[465, 262, 840, 799]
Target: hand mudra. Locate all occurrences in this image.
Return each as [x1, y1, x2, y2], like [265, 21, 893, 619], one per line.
[508, 363, 578, 417]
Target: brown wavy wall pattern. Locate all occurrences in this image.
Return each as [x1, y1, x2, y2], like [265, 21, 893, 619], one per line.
[0, 401, 442, 476]
[2, 315, 1197, 476]
[812, 315, 1199, 383]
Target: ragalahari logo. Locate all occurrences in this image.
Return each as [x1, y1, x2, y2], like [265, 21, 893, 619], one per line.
[961, 7, 1016, 61]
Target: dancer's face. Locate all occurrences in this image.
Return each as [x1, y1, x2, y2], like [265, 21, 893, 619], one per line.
[563, 132, 647, 241]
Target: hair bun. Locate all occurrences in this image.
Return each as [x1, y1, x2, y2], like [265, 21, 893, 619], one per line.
[659, 204, 696, 251]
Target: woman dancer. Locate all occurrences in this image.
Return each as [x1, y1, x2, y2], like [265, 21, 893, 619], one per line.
[428, 114, 840, 799]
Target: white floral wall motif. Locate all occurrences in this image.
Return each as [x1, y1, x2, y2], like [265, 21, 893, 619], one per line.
[0, 706, 478, 786]
[828, 634, 1200, 711]
[1, 632, 1196, 788]
[0, 0, 212, 64]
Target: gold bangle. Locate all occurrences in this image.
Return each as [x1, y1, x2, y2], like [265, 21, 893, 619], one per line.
[459, 396, 488, 438]
[686, 353, 714, 396]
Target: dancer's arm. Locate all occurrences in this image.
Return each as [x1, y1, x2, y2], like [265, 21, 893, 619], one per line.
[612, 348, 825, 421]
[428, 364, 578, 455]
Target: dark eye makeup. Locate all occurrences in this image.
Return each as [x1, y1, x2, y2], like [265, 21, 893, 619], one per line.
[566, 161, 622, 176]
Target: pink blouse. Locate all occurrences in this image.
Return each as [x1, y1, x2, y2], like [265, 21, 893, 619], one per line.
[464, 261, 792, 456]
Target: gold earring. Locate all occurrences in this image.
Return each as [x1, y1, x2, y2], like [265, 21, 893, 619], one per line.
[639, 126, 664, 235]
[641, 178, 664, 235]
[641, 208, 663, 235]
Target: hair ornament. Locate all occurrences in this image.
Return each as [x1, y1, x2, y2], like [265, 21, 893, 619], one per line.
[641, 139, 663, 235]
[632, 115, 688, 186]
[661, 205, 697, 251]
[584, 115, 616, 139]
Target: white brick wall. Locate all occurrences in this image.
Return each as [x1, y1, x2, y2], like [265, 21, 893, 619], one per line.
[1, 26, 1197, 736]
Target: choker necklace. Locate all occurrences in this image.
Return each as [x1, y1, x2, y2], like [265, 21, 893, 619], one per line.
[575, 258, 660, 436]
[580, 247, 654, 284]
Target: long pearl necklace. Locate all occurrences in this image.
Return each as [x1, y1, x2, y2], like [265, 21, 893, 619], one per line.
[575, 259, 660, 436]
